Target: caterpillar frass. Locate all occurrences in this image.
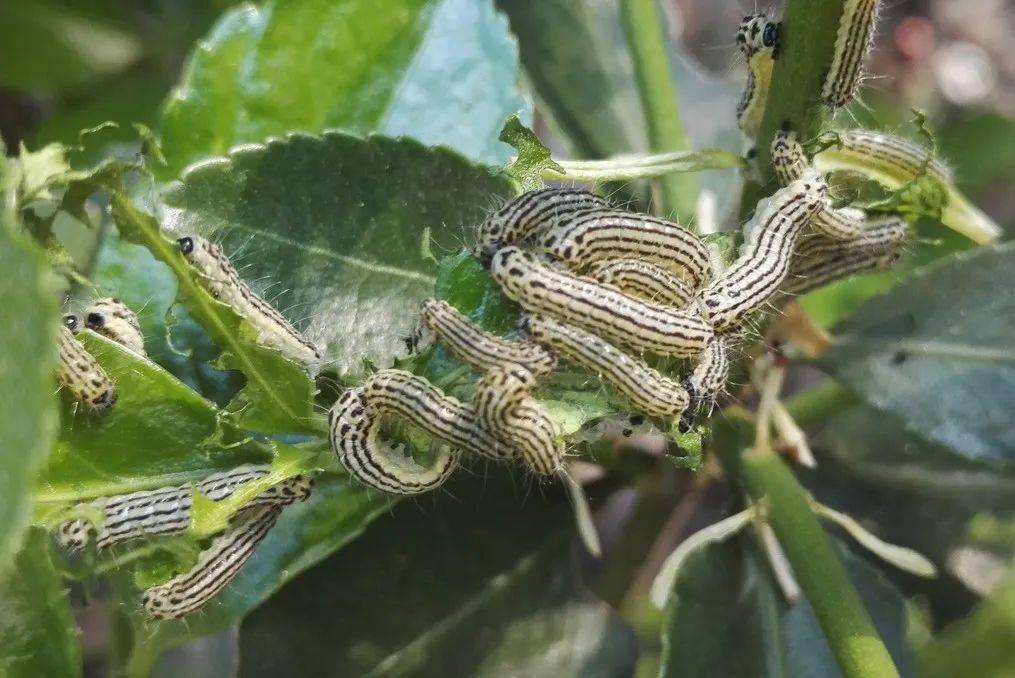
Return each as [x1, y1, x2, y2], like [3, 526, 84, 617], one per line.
[177, 235, 324, 372]
[822, 0, 880, 108]
[84, 297, 146, 356]
[539, 209, 712, 288]
[822, 129, 954, 185]
[473, 365, 563, 475]
[143, 504, 281, 619]
[474, 188, 610, 264]
[412, 298, 556, 377]
[700, 174, 827, 331]
[736, 14, 780, 138]
[586, 259, 695, 308]
[57, 319, 117, 410]
[490, 247, 714, 358]
[524, 315, 689, 420]
[56, 466, 313, 552]
[684, 336, 733, 407]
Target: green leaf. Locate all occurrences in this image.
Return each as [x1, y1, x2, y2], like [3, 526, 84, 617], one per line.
[160, 0, 527, 178]
[160, 132, 514, 377]
[0, 530, 81, 678]
[822, 244, 1015, 466]
[498, 114, 562, 190]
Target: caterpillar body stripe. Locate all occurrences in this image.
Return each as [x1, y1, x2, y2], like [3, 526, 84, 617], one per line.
[57, 322, 117, 410]
[736, 14, 779, 138]
[413, 298, 556, 377]
[143, 504, 281, 619]
[586, 259, 694, 308]
[57, 466, 313, 552]
[178, 236, 324, 371]
[684, 336, 732, 406]
[824, 130, 954, 185]
[525, 315, 689, 420]
[491, 247, 713, 358]
[474, 366, 563, 475]
[822, 0, 880, 108]
[701, 175, 827, 331]
[540, 210, 712, 288]
[771, 129, 809, 186]
[475, 188, 609, 264]
[794, 214, 908, 260]
[84, 298, 146, 356]
[781, 232, 906, 296]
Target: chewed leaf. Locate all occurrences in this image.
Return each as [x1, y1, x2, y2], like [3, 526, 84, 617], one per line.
[499, 114, 561, 190]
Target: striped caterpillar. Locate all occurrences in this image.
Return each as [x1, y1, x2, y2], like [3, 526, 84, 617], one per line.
[84, 298, 146, 356]
[475, 188, 609, 264]
[586, 259, 694, 308]
[820, 129, 954, 186]
[539, 209, 712, 288]
[57, 317, 117, 410]
[684, 335, 733, 409]
[57, 466, 312, 552]
[736, 14, 780, 138]
[490, 247, 713, 358]
[177, 235, 324, 372]
[822, 0, 881, 108]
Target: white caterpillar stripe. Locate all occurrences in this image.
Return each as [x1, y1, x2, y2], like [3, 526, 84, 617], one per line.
[736, 14, 779, 138]
[827, 129, 954, 185]
[177, 235, 324, 371]
[84, 298, 146, 356]
[475, 188, 609, 263]
[57, 466, 313, 552]
[57, 321, 117, 410]
[474, 366, 563, 475]
[684, 336, 732, 406]
[701, 175, 827, 330]
[822, 0, 880, 108]
[491, 247, 713, 358]
[540, 209, 712, 288]
[414, 298, 556, 377]
[143, 504, 281, 619]
[525, 315, 689, 419]
[587, 259, 694, 308]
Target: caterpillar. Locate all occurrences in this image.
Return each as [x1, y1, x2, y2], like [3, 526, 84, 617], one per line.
[771, 128, 809, 186]
[490, 246, 713, 358]
[473, 365, 563, 475]
[586, 259, 695, 308]
[177, 235, 324, 372]
[824, 129, 954, 185]
[84, 297, 146, 356]
[822, 0, 880, 108]
[57, 466, 312, 552]
[539, 209, 712, 288]
[524, 315, 689, 420]
[684, 336, 733, 407]
[474, 188, 609, 264]
[700, 174, 827, 331]
[736, 14, 780, 138]
[411, 298, 556, 377]
[57, 319, 117, 410]
[143, 504, 281, 619]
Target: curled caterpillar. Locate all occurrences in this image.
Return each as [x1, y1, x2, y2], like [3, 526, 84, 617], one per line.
[586, 259, 694, 308]
[474, 188, 609, 264]
[412, 298, 556, 377]
[491, 246, 713, 358]
[822, 0, 880, 108]
[474, 365, 563, 475]
[736, 14, 780, 138]
[823, 129, 954, 185]
[143, 504, 281, 619]
[701, 174, 827, 331]
[57, 466, 313, 552]
[57, 319, 116, 410]
[525, 314, 689, 420]
[540, 209, 712, 288]
[177, 235, 324, 372]
[84, 297, 146, 356]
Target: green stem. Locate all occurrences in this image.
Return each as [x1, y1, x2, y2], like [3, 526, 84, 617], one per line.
[543, 148, 742, 182]
[620, 0, 697, 220]
[783, 379, 855, 426]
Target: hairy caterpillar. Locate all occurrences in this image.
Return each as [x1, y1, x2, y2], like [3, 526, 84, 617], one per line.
[57, 319, 117, 410]
[143, 504, 281, 619]
[700, 174, 827, 331]
[771, 128, 809, 186]
[540, 210, 712, 288]
[474, 365, 563, 475]
[57, 466, 312, 552]
[412, 298, 556, 377]
[177, 235, 324, 371]
[475, 188, 609, 264]
[491, 247, 713, 358]
[824, 129, 954, 185]
[684, 336, 733, 407]
[822, 0, 880, 108]
[84, 298, 146, 356]
[736, 14, 780, 138]
[586, 259, 694, 308]
[524, 315, 689, 420]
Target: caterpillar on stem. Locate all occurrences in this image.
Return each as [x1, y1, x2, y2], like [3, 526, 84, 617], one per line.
[822, 0, 881, 108]
[735, 14, 780, 139]
[57, 318, 117, 410]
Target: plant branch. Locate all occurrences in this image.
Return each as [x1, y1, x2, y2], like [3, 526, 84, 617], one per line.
[543, 149, 742, 182]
